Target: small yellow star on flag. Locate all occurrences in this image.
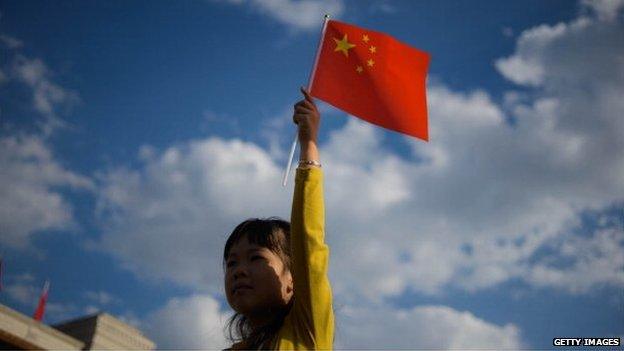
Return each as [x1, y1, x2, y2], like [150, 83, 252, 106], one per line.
[356, 65, 364, 74]
[367, 59, 375, 67]
[363, 34, 370, 43]
[369, 46, 377, 53]
[333, 34, 356, 57]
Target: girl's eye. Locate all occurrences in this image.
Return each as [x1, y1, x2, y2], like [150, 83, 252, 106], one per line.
[226, 260, 237, 268]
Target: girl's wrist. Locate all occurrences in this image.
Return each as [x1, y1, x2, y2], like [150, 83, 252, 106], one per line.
[299, 139, 318, 148]
[299, 140, 317, 151]
[299, 141, 319, 162]
[298, 160, 321, 169]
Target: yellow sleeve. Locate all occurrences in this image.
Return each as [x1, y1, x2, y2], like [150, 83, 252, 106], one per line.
[276, 167, 334, 350]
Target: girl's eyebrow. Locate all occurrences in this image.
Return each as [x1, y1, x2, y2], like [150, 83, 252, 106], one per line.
[227, 248, 262, 259]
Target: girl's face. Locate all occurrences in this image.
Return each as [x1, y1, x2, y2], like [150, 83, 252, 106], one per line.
[225, 235, 293, 318]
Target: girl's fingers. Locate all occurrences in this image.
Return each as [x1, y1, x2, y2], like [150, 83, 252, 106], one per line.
[294, 99, 316, 112]
[294, 102, 316, 117]
[294, 98, 312, 107]
[293, 113, 311, 125]
[300, 87, 315, 105]
[293, 113, 303, 124]
[300, 86, 311, 98]
[295, 105, 312, 114]
[293, 89, 319, 126]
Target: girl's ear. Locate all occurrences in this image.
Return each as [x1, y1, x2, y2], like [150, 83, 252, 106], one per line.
[286, 271, 294, 294]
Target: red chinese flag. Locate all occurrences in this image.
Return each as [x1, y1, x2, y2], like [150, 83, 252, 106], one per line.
[33, 280, 50, 322]
[310, 20, 430, 141]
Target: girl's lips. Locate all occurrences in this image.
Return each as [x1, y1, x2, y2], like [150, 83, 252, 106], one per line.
[233, 286, 253, 294]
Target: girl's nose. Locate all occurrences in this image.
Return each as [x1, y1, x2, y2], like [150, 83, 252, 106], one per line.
[233, 264, 248, 279]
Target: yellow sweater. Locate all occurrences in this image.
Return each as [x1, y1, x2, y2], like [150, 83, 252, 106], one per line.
[228, 168, 333, 350]
[272, 167, 334, 350]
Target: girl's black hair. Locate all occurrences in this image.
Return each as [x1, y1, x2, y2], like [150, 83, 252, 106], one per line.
[223, 217, 292, 350]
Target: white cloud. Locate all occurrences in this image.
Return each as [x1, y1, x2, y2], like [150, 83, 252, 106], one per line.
[5, 284, 38, 305]
[495, 19, 575, 86]
[143, 294, 229, 349]
[526, 226, 624, 293]
[1, 48, 93, 250]
[5, 274, 38, 306]
[84, 291, 120, 306]
[0, 53, 80, 137]
[502, 26, 514, 37]
[94, 138, 290, 291]
[202, 110, 241, 135]
[391, 6, 623, 290]
[368, 1, 397, 15]
[83, 305, 100, 315]
[495, 53, 545, 86]
[9, 55, 79, 135]
[0, 135, 93, 249]
[335, 304, 523, 349]
[496, 10, 624, 89]
[582, 0, 624, 21]
[0, 33, 23, 49]
[223, 0, 344, 31]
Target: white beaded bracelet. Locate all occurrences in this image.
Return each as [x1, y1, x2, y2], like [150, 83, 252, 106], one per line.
[298, 160, 322, 168]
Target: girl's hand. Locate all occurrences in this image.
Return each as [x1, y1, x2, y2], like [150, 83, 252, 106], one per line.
[293, 87, 320, 148]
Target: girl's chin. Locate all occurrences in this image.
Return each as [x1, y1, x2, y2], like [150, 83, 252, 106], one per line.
[232, 298, 258, 314]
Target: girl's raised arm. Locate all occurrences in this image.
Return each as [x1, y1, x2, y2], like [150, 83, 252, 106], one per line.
[281, 88, 334, 349]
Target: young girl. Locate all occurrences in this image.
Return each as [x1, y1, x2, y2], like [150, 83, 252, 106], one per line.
[223, 88, 333, 350]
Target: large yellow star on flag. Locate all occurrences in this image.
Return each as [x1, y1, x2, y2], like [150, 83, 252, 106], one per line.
[333, 34, 356, 57]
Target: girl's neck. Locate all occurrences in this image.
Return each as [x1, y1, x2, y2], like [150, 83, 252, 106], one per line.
[247, 309, 275, 329]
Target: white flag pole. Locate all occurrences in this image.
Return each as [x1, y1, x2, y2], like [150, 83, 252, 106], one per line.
[282, 14, 331, 187]
[281, 131, 298, 187]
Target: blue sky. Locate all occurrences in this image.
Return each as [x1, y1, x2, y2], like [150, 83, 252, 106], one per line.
[1, 0, 623, 349]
